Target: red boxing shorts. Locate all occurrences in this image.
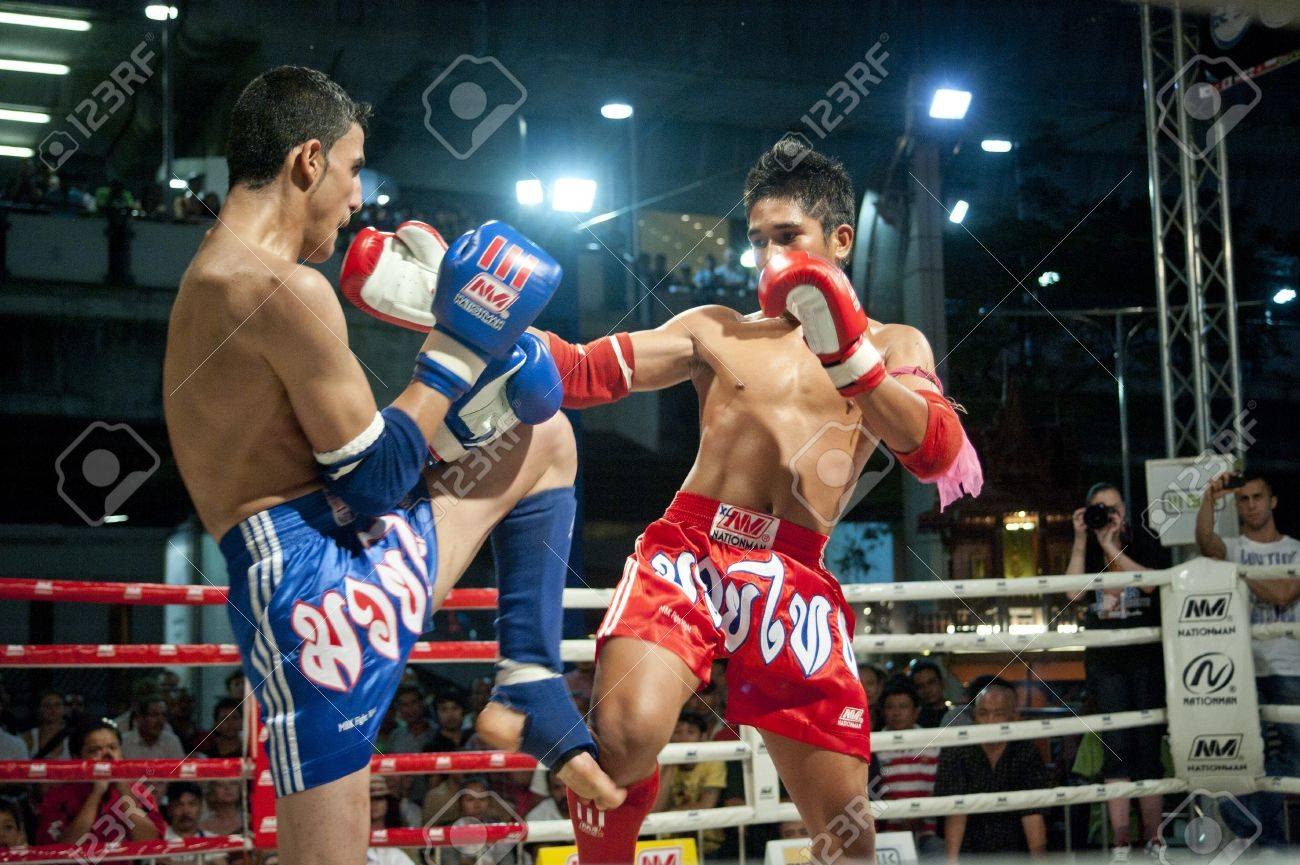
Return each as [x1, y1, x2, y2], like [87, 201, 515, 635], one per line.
[596, 492, 870, 761]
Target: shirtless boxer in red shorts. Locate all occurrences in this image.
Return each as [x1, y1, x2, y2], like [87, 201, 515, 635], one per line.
[543, 144, 983, 863]
[346, 143, 980, 863]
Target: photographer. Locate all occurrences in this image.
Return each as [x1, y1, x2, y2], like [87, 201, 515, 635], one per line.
[1066, 482, 1168, 859]
[1196, 471, 1299, 850]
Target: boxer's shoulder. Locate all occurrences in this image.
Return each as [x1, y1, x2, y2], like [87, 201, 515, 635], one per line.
[871, 321, 933, 365]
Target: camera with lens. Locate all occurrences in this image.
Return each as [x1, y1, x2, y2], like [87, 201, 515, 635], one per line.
[1084, 503, 1116, 530]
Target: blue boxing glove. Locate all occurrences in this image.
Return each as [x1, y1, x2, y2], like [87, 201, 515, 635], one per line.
[429, 332, 562, 463]
[412, 222, 562, 401]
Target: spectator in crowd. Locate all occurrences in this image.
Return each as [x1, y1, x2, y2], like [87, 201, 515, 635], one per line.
[908, 661, 949, 728]
[1066, 481, 1166, 860]
[933, 679, 1047, 860]
[385, 775, 422, 828]
[390, 686, 438, 753]
[159, 671, 182, 699]
[858, 663, 886, 730]
[654, 713, 727, 856]
[0, 724, 25, 760]
[199, 780, 243, 837]
[434, 778, 516, 865]
[940, 675, 998, 728]
[224, 671, 245, 701]
[1197, 471, 1300, 850]
[201, 192, 221, 218]
[692, 255, 718, 293]
[525, 772, 568, 822]
[430, 692, 468, 750]
[201, 698, 244, 758]
[22, 691, 69, 758]
[465, 677, 493, 726]
[36, 719, 166, 844]
[364, 777, 412, 865]
[162, 781, 229, 865]
[667, 265, 693, 294]
[712, 248, 747, 293]
[779, 820, 811, 840]
[564, 662, 595, 710]
[0, 797, 31, 849]
[63, 692, 86, 725]
[123, 696, 186, 761]
[870, 679, 941, 854]
[168, 689, 202, 753]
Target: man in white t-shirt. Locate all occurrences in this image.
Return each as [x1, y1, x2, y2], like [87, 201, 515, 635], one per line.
[1197, 471, 1300, 850]
[161, 782, 229, 865]
[121, 697, 186, 761]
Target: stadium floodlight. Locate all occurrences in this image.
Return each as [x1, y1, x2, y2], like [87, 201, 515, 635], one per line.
[515, 178, 543, 206]
[949, 200, 969, 224]
[929, 88, 971, 120]
[600, 102, 633, 120]
[551, 178, 597, 213]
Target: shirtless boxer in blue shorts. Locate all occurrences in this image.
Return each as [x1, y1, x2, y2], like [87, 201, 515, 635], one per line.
[162, 67, 622, 865]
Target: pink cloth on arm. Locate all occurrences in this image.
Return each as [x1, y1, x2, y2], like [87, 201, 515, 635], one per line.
[887, 366, 984, 510]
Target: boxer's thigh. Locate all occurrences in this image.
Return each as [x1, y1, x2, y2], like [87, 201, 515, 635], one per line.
[423, 414, 577, 607]
[762, 732, 874, 861]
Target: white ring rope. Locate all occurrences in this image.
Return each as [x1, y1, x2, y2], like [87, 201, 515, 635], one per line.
[1258, 704, 1300, 724]
[872, 709, 1165, 751]
[1252, 622, 1300, 639]
[856, 628, 1161, 654]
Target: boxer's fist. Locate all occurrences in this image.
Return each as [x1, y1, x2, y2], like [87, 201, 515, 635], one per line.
[758, 250, 885, 396]
[429, 332, 562, 463]
[415, 222, 562, 400]
[340, 221, 446, 331]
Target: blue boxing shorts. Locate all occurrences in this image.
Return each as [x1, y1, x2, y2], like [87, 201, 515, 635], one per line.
[219, 488, 436, 796]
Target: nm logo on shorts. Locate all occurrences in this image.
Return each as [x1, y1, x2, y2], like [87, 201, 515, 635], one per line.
[1189, 734, 1243, 761]
[837, 706, 865, 729]
[708, 502, 778, 550]
[1180, 593, 1232, 621]
[1182, 652, 1235, 695]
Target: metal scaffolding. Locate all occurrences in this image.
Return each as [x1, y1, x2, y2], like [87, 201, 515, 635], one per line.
[1140, 3, 1246, 460]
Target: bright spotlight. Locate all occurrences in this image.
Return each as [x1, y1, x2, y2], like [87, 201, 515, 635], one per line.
[0, 145, 35, 158]
[0, 107, 50, 123]
[1274, 287, 1297, 305]
[375, 193, 390, 206]
[740, 248, 756, 269]
[168, 178, 188, 190]
[600, 102, 633, 120]
[551, 178, 597, 213]
[0, 11, 91, 30]
[949, 200, 969, 224]
[144, 4, 178, 20]
[0, 58, 70, 75]
[515, 178, 543, 207]
[981, 138, 1012, 153]
[1037, 271, 1060, 287]
[929, 88, 972, 120]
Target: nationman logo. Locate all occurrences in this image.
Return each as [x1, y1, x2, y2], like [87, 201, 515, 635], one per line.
[460, 273, 520, 315]
[709, 502, 779, 550]
[1189, 734, 1243, 761]
[837, 706, 865, 729]
[1180, 593, 1232, 622]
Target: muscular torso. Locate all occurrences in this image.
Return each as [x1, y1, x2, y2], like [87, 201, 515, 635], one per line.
[679, 309, 910, 533]
[163, 232, 322, 539]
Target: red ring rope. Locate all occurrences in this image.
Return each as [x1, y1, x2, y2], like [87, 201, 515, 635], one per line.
[0, 757, 245, 782]
[2, 641, 504, 667]
[0, 577, 499, 609]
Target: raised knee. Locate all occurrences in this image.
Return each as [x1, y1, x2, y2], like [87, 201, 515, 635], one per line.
[532, 413, 577, 485]
[591, 703, 664, 786]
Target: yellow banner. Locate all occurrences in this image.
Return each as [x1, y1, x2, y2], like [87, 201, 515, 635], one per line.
[536, 837, 699, 865]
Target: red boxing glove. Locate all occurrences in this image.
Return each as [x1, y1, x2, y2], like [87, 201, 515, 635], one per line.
[758, 250, 885, 396]
[340, 221, 448, 332]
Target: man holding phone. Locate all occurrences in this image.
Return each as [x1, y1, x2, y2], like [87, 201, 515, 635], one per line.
[1196, 472, 1300, 850]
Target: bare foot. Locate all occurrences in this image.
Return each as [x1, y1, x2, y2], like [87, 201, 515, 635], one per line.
[475, 702, 627, 809]
[558, 752, 626, 810]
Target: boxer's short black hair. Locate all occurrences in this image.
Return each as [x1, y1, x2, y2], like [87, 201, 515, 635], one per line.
[743, 141, 856, 237]
[227, 66, 372, 191]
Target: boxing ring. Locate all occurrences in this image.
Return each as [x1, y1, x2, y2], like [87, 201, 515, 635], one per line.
[1, 557, 1297, 863]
